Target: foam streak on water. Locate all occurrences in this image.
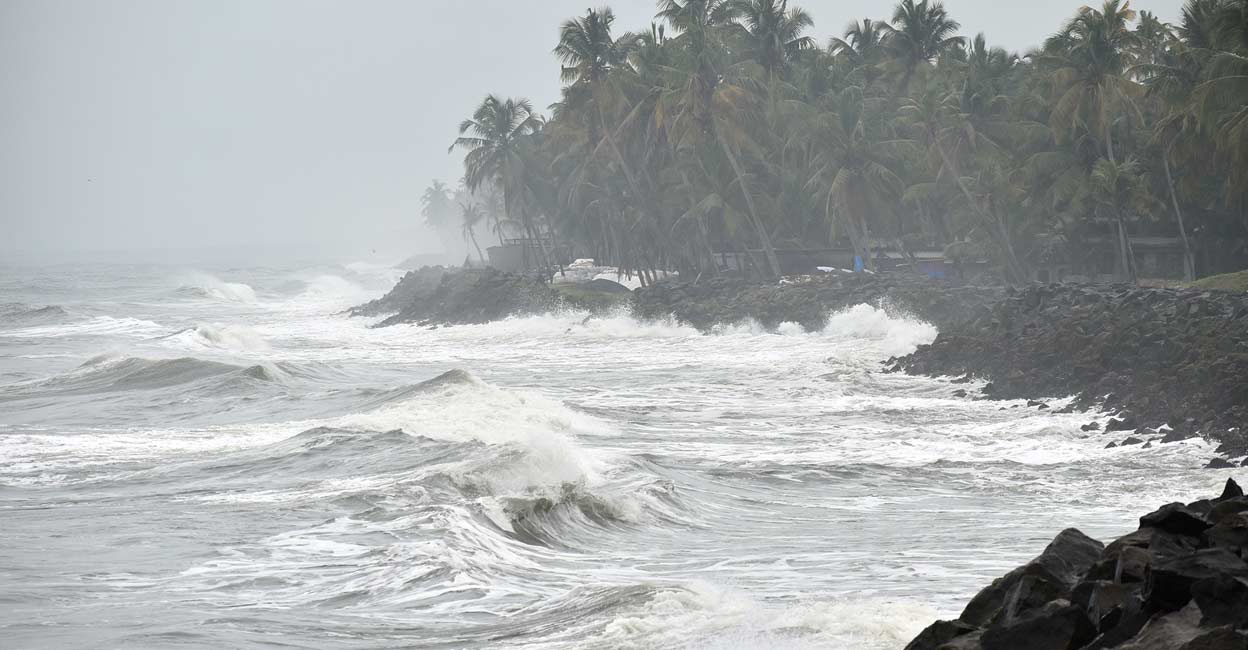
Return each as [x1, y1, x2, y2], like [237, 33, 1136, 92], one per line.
[0, 262, 1231, 650]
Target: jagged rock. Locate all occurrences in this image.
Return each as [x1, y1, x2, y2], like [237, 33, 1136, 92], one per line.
[958, 529, 1103, 627]
[1208, 497, 1248, 525]
[910, 487, 1248, 650]
[1121, 437, 1145, 446]
[903, 619, 978, 650]
[979, 600, 1095, 650]
[1114, 602, 1203, 649]
[1140, 503, 1213, 537]
[1208, 458, 1238, 469]
[1146, 549, 1248, 613]
[1205, 513, 1248, 550]
[1107, 417, 1136, 432]
[1178, 626, 1248, 650]
[1082, 422, 1102, 432]
[1192, 575, 1248, 628]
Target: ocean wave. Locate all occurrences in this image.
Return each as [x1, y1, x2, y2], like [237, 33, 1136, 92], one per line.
[0, 303, 71, 329]
[0, 354, 286, 397]
[161, 323, 271, 353]
[176, 273, 258, 303]
[0, 315, 165, 339]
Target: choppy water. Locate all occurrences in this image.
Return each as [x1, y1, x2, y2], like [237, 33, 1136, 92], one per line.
[0, 261, 1233, 649]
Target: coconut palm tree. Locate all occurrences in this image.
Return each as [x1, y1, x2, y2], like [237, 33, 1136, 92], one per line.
[830, 18, 886, 65]
[450, 95, 546, 267]
[459, 202, 487, 264]
[1040, 0, 1143, 163]
[879, 0, 965, 91]
[1090, 156, 1148, 282]
[731, 0, 815, 75]
[420, 180, 453, 230]
[806, 87, 904, 271]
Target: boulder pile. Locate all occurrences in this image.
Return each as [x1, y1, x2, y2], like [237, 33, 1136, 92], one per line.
[907, 479, 1248, 650]
[891, 284, 1248, 461]
[632, 273, 1005, 332]
[350, 267, 630, 327]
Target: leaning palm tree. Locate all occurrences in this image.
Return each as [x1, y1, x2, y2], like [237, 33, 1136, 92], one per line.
[450, 95, 545, 267]
[657, 14, 784, 278]
[459, 202, 487, 265]
[880, 0, 966, 91]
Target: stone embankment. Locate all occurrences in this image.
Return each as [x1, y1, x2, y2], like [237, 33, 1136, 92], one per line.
[632, 273, 1005, 332]
[350, 266, 628, 326]
[891, 284, 1248, 464]
[907, 479, 1248, 650]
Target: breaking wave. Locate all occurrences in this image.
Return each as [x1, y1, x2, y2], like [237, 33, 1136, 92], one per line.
[176, 273, 258, 303]
[162, 323, 271, 353]
[0, 354, 288, 398]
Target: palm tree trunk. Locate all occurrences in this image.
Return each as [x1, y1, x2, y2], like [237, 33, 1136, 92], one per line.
[716, 128, 783, 279]
[1115, 216, 1136, 284]
[470, 231, 486, 265]
[934, 140, 1027, 283]
[1163, 141, 1196, 281]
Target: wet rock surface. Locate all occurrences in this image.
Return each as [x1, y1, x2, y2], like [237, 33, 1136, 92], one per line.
[906, 480, 1248, 650]
[631, 273, 1005, 332]
[351, 267, 630, 327]
[892, 284, 1248, 461]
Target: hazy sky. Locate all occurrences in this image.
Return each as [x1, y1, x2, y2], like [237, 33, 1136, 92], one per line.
[1, 0, 1182, 263]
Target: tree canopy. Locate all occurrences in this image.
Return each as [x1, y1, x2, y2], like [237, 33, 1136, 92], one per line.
[432, 0, 1248, 284]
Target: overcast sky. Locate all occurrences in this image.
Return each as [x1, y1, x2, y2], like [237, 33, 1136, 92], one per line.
[1, 0, 1182, 263]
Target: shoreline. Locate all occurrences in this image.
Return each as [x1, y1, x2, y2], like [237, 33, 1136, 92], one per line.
[355, 267, 1247, 466]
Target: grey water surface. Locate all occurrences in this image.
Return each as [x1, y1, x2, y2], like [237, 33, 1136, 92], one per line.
[0, 261, 1228, 650]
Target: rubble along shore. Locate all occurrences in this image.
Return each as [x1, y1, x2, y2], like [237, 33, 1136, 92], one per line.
[890, 283, 1248, 465]
[906, 479, 1248, 650]
[355, 268, 1246, 461]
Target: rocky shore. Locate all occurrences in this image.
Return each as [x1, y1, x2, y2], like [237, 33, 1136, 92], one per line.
[350, 266, 629, 326]
[891, 284, 1248, 464]
[631, 273, 1005, 332]
[356, 269, 1247, 462]
[907, 479, 1248, 650]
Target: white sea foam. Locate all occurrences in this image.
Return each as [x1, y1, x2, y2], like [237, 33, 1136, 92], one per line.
[0, 315, 166, 339]
[180, 272, 258, 303]
[166, 323, 271, 353]
[335, 370, 614, 496]
[599, 582, 935, 650]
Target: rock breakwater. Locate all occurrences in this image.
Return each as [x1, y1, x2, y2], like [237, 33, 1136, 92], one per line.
[892, 284, 1248, 461]
[632, 273, 1005, 332]
[907, 479, 1248, 650]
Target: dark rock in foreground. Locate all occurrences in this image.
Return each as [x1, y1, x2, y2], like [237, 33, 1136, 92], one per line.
[893, 283, 1248, 459]
[632, 273, 1004, 332]
[906, 479, 1248, 650]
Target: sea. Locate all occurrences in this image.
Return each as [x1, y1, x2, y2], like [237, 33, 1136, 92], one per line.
[0, 259, 1231, 649]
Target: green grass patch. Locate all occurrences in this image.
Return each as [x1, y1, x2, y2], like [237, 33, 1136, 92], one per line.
[1191, 270, 1248, 292]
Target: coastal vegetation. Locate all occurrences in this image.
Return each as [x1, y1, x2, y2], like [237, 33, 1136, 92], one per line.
[433, 0, 1248, 285]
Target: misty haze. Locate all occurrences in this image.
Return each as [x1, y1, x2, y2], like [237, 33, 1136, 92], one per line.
[3, 1, 1248, 649]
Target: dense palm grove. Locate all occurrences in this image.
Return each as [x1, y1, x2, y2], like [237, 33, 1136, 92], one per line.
[427, 0, 1248, 285]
